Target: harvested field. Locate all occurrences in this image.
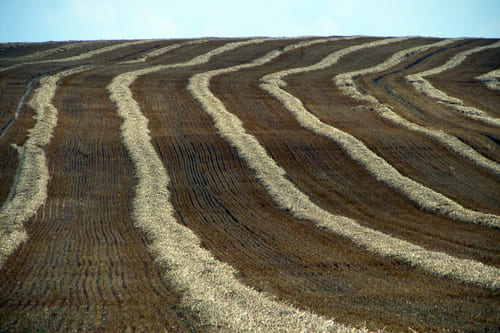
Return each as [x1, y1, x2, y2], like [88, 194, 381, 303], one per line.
[0, 37, 499, 332]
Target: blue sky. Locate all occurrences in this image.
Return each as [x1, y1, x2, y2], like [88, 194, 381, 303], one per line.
[1, 0, 499, 42]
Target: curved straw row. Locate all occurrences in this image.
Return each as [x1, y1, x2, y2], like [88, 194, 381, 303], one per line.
[333, 41, 500, 177]
[12, 41, 104, 61]
[0, 40, 167, 266]
[188, 39, 500, 292]
[406, 40, 500, 127]
[109, 38, 361, 332]
[123, 38, 215, 64]
[261, 37, 500, 227]
[334, 38, 459, 102]
[0, 66, 91, 268]
[1, 40, 155, 72]
[476, 68, 500, 91]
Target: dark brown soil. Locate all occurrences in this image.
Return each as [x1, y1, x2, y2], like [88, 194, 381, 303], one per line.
[1, 37, 499, 332]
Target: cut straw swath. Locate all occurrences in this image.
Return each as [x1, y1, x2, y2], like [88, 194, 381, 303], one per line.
[332, 40, 500, 177]
[188, 38, 500, 292]
[406, 40, 500, 127]
[13, 41, 104, 61]
[260, 37, 500, 227]
[0, 65, 91, 268]
[476, 68, 500, 91]
[1, 40, 155, 72]
[109, 38, 362, 332]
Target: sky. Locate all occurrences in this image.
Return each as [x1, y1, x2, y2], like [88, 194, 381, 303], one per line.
[1, 0, 499, 42]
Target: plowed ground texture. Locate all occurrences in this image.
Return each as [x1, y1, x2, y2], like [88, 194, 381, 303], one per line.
[0, 37, 499, 332]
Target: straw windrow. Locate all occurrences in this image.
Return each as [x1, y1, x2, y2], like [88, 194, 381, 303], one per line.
[109, 38, 362, 332]
[0, 66, 91, 268]
[260, 37, 500, 227]
[406, 40, 500, 127]
[12, 41, 104, 61]
[123, 38, 215, 64]
[476, 68, 500, 91]
[188, 39, 500, 291]
[331, 40, 500, 177]
[334, 38, 459, 102]
[1, 40, 155, 72]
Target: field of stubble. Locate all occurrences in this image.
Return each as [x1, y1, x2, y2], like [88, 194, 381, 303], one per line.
[0, 36, 499, 332]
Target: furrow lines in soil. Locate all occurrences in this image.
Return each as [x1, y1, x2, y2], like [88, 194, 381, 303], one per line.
[0, 54, 200, 331]
[0, 40, 156, 73]
[0, 39, 199, 228]
[0, 41, 73, 59]
[134, 38, 498, 330]
[406, 40, 500, 126]
[10, 41, 107, 62]
[212, 38, 500, 262]
[0, 67, 40, 205]
[341, 40, 500, 178]
[261, 36, 499, 227]
[109, 37, 372, 332]
[189, 38, 500, 293]
[410, 41, 500, 119]
[122, 38, 216, 64]
[0, 75, 39, 139]
[341, 40, 500, 209]
[0, 66, 90, 268]
[2, 37, 499, 333]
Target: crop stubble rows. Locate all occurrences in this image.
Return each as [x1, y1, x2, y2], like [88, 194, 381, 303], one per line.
[0, 37, 499, 332]
[356, 39, 500, 170]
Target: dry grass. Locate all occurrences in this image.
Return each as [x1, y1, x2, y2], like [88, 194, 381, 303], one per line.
[406, 40, 500, 127]
[0, 65, 91, 268]
[0, 39, 144, 265]
[108, 38, 365, 332]
[0, 37, 498, 332]
[260, 37, 500, 227]
[188, 38, 500, 292]
[262, 37, 408, 88]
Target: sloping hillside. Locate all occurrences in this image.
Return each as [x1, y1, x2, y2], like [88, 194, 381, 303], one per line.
[0, 37, 499, 332]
